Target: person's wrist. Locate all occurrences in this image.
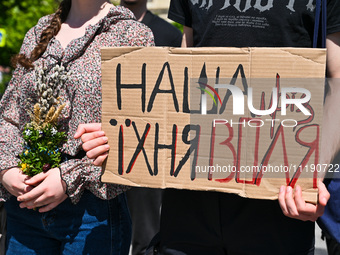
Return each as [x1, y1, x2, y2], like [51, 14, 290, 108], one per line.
[0, 167, 21, 183]
[56, 167, 67, 194]
[0, 168, 10, 183]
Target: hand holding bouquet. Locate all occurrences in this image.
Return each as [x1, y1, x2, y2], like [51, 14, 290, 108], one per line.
[19, 64, 70, 177]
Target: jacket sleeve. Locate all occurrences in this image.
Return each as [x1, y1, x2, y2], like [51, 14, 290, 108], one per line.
[59, 157, 105, 204]
[0, 75, 25, 201]
[58, 21, 154, 204]
[0, 75, 24, 172]
[0, 27, 37, 201]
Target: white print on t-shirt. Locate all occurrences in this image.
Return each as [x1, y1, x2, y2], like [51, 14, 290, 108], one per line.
[212, 15, 270, 28]
[190, 0, 315, 12]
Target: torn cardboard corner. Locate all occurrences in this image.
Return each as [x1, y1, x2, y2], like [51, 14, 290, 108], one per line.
[101, 47, 326, 203]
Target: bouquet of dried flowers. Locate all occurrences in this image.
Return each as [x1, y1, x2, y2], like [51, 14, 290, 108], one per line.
[19, 64, 70, 177]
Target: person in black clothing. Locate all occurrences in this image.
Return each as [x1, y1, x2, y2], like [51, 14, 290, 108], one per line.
[75, 0, 340, 254]
[121, 0, 182, 47]
[120, 1, 182, 255]
[151, 1, 340, 254]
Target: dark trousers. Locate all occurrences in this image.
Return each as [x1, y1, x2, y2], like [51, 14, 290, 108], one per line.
[5, 191, 131, 255]
[156, 189, 315, 255]
[325, 234, 340, 255]
[126, 187, 162, 255]
[0, 202, 6, 255]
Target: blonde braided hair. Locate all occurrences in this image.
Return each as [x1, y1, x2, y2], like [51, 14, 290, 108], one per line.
[12, 0, 71, 69]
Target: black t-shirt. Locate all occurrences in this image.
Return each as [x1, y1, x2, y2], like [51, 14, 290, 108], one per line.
[142, 10, 182, 47]
[161, 1, 340, 253]
[168, 0, 340, 47]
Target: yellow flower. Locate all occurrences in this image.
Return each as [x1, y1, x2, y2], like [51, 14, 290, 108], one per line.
[25, 150, 29, 155]
[21, 163, 27, 170]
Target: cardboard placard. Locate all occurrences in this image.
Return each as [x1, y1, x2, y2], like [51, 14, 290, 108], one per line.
[101, 47, 326, 203]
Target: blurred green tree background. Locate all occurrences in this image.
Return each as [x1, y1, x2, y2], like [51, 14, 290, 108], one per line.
[0, 0, 58, 67]
[0, 0, 58, 94]
[0, 0, 180, 96]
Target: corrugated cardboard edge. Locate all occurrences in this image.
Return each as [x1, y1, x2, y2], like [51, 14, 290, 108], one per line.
[100, 47, 325, 204]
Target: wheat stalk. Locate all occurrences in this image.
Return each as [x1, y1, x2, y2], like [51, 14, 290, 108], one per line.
[33, 103, 41, 125]
[50, 103, 66, 124]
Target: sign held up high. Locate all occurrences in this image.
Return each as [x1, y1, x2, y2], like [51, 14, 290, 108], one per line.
[101, 47, 326, 203]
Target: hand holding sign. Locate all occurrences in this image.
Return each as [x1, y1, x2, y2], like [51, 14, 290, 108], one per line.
[74, 123, 109, 166]
[75, 121, 331, 222]
[278, 181, 329, 222]
[99, 47, 327, 202]
[76, 122, 330, 222]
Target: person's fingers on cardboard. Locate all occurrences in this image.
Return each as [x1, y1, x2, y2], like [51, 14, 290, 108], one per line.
[292, 186, 317, 221]
[80, 131, 106, 143]
[82, 136, 108, 153]
[74, 123, 102, 139]
[317, 181, 330, 207]
[93, 154, 108, 166]
[278, 185, 289, 216]
[315, 205, 325, 219]
[85, 144, 110, 160]
[294, 185, 307, 212]
[314, 181, 330, 217]
[285, 186, 300, 217]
